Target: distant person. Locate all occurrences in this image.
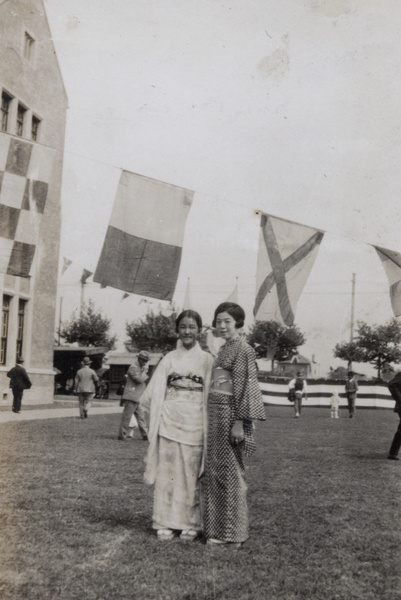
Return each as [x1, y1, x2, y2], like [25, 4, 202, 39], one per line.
[74, 357, 99, 419]
[330, 389, 340, 419]
[7, 357, 32, 414]
[289, 371, 307, 418]
[386, 371, 401, 460]
[118, 351, 150, 441]
[345, 371, 358, 418]
[118, 373, 128, 407]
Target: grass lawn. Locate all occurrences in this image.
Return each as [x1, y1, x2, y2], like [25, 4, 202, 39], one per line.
[0, 406, 400, 600]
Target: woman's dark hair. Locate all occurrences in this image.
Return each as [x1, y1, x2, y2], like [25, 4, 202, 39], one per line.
[175, 310, 203, 332]
[212, 302, 245, 329]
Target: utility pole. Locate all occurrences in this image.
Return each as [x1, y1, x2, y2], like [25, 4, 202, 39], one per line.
[80, 282, 85, 313]
[348, 273, 356, 370]
[57, 297, 63, 345]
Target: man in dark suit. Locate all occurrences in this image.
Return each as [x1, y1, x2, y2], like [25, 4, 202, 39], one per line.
[7, 357, 32, 414]
[345, 370, 358, 418]
[387, 371, 401, 460]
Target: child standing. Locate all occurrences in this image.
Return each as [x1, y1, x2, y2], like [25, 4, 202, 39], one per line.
[330, 390, 340, 418]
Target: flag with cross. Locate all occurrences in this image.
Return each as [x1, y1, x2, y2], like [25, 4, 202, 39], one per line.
[374, 245, 401, 317]
[0, 132, 55, 278]
[253, 213, 324, 325]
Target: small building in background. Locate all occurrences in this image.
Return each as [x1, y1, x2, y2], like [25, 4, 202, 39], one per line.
[53, 346, 109, 395]
[0, 0, 67, 404]
[274, 353, 320, 379]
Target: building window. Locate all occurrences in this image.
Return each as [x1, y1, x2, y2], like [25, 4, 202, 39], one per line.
[1, 295, 11, 366]
[23, 31, 35, 61]
[1, 91, 12, 133]
[31, 115, 40, 141]
[16, 104, 26, 137]
[16, 299, 27, 360]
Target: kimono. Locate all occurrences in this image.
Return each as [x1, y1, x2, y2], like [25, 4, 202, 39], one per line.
[204, 336, 265, 543]
[143, 341, 213, 532]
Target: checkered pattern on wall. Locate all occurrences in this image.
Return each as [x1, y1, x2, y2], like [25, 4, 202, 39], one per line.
[0, 132, 55, 277]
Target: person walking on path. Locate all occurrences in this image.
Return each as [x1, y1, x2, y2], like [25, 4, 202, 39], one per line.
[7, 357, 32, 414]
[387, 371, 401, 460]
[118, 350, 150, 441]
[204, 302, 265, 548]
[288, 371, 307, 418]
[330, 389, 341, 419]
[75, 357, 99, 419]
[345, 370, 358, 418]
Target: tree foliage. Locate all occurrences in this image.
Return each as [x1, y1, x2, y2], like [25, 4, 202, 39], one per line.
[332, 341, 366, 368]
[334, 318, 401, 379]
[126, 310, 178, 353]
[247, 320, 306, 369]
[59, 300, 117, 350]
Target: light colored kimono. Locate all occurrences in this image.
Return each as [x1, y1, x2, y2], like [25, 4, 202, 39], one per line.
[143, 341, 213, 531]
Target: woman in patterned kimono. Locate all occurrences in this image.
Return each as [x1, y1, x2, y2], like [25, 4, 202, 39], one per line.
[204, 302, 265, 547]
[143, 310, 214, 541]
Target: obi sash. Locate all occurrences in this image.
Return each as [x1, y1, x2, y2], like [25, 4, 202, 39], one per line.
[210, 367, 233, 396]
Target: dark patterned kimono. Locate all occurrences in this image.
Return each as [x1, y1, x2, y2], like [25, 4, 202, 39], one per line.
[204, 336, 265, 543]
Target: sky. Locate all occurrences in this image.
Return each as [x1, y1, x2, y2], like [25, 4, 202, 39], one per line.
[43, 0, 401, 375]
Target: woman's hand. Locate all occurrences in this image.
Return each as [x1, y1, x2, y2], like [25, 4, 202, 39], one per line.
[230, 420, 244, 447]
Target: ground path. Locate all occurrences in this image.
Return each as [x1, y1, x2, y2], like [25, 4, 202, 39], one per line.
[0, 396, 121, 424]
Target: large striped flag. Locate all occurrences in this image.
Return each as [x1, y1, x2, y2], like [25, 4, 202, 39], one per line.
[254, 213, 324, 325]
[374, 245, 401, 317]
[0, 132, 55, 277]
[93, 171, 193, 300]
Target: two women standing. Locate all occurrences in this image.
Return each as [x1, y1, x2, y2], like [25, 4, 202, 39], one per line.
[144, 302, 265, 546]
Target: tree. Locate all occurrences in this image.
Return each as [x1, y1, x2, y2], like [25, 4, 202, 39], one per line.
[59, 300, 117, 349]
[247, 320, 306, 370]
[332, 341, 366, 371]
[126, 309, 178, 353]
[334, 318, 401, 379]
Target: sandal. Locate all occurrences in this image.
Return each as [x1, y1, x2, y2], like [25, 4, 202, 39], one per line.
[157, 529, 174, 541]
[180, 530, 198, 541]
[206, 538, 227, 545]
[206, 538, 242, 549]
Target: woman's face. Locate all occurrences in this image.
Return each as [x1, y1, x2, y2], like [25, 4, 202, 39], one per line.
[177, 316, 200, 349]
[215, 311, 238, 341]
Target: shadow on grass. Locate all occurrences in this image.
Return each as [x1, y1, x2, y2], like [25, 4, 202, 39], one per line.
[355, 452, 391, 460]
[83, 506, 151, 532]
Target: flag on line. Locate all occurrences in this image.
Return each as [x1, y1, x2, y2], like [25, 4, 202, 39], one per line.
[80, 268, 93, 284]
[61, 257, 72, 276]
[254, 213, 324, 325]
[374, 245, 401, 317]
[0, 132, 55, 277]
[93, 171, 193, 301]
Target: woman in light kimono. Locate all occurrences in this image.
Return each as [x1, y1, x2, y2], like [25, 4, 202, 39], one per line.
[143, 310, 214, 541]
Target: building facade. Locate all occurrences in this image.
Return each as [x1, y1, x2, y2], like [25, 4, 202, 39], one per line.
[0, 0, 67, 404]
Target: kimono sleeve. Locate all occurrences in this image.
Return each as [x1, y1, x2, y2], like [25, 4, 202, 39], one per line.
[231, 342, 265, 421]
[141, 354, 169, 410]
